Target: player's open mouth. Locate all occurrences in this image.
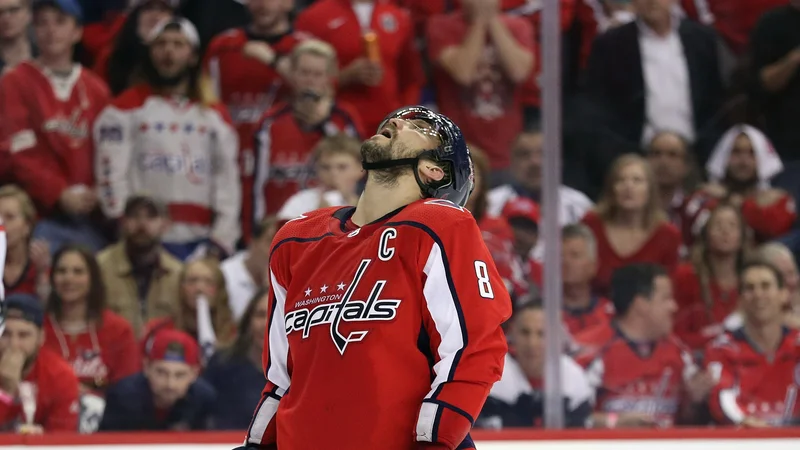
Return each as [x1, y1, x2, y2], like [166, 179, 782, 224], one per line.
[379, 127, 393, 139]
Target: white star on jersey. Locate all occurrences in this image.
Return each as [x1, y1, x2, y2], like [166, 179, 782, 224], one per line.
[320, 284, 328, 293]
[337, 282, 346, 290]
[305, 288, 312, 297]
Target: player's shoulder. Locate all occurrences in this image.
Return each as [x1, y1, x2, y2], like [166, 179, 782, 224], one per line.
[271, 206, 342, 251]
[393, 198, 477, 233]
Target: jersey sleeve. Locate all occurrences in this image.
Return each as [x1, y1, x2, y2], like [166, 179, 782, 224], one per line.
[705, 337, 745, 424]
[209, 107, 242, 254]
[0, 74, 69, 211]
[245, 240, 292, 449]
[94, 105, 133, 218]
[43, 367, 80, 431]
[415, 213, 512, 449]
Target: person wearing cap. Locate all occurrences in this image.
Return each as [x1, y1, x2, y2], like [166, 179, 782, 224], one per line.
[502, 196, 543, 290]
[94, 16, 241, 262]
[97, 195, 183, 337]
[100, 328, 215, 431]
[0, 293, 80, 433]
[93, 0, 179, 95]
[0, 0, 111, 256]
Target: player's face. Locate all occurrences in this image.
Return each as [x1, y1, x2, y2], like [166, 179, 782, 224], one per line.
[643, 275, 677, 338]
[561, 236, 597, 285]
[647, 133, 688, 188]
[0, 196, 31, 249]
[149, 30, 197, 80]
[250, 294, 270, 351]
[510, 133, 542, 192]
[292, 53, 332, 95]
[0, 0, 30, 40]
[52, 251, 92, 305]
[0, 319, 43, 365]
[137, 2, 173, 40]
[509, 308, 545, 378]
[706, 206, 742, 255]
[146, 360, 198, 407]
[363, 118, 441, 166]
[726, 134, 757, 185]
[181, 261, 218, 310]
[613, 161, 650, 212]
[740, 267, 787, 325]
[33, 7, 82, 58]
[247, 0, 291, 30]
[122, 207, 167, 250]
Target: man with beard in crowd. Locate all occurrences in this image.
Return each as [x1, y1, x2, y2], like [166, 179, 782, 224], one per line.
[0, 294, 80, 432]
[95, 17, 240, 261]
[97, 195, 183, 338]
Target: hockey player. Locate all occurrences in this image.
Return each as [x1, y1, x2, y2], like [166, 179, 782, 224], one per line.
[238, 106, 512, 450]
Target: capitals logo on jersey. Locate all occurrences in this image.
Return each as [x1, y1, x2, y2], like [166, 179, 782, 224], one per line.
[285, 257, 402, 355]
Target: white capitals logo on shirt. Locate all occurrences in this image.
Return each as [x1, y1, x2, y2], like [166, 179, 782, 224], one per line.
[284, 259, 401, 355]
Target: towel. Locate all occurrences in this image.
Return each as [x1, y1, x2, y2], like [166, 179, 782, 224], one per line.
[196, 294, 217, 365]
[706, 124, 783, 188]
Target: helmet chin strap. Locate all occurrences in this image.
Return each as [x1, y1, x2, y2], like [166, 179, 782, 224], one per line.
[361, 152, 439, 199]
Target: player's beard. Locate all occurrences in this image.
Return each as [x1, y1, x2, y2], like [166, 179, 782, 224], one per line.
[360, 138, 412, 185]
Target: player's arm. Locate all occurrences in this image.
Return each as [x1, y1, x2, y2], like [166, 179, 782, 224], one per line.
[415, 214, 512, 449]
[244, 250, 292, 449]
[93, 105, 133, 219]
[209, 108, 242, 255]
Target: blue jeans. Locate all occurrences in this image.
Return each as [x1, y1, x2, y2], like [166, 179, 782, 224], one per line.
[34, 217, 108, 256]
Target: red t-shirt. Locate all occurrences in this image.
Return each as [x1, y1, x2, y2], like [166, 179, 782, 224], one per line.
[43, 310, 141, 392]
[706, 328, 800, 425]
[582, 211, 681, 296]
[672, 262, 738, 352]
[295, 0, 424, 133]
[426, 13, 534, 170]
[0, 347, 80, 432]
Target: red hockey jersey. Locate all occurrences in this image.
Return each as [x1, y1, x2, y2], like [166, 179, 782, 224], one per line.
[245, 200, 512, 449]
[203, 28, 304, 241]
[42, 310, 141, 393]
[0, 347, 80, 432]
[563, 296, 614, 337]
[576, 322, 697, 427]
[253, 102, 365, 219]
[706, 327, 800, 426]
[0, 62, 110, 213]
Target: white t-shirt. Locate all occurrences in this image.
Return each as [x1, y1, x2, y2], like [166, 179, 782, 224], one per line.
[220, 251, 258, 321]
[277, 188, 347, 220]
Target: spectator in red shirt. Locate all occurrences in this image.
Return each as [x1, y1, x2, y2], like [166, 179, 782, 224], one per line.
[203, 0, 303, 243]
[686, 125, 796, 243]
[582, 154, 681, 296]
[502, 197, 542, 289]
[562, 224, 614, 337]
[143, 258, 237, 362]
[706, 261, 800, 426]
[426, 0, 534, 174]
[0, 0, 33, 73]
[295, 0, 424, 133]
[672, 203, 747, 352]
[42, 245, 141, 395]
[0, 186, 50, 299]
[95, 0, 178, 95]
[1, 0, 111, 255]
[253, 40, 365, 218]
[0, 293, 80, 433]
[645, 131, 695, 239]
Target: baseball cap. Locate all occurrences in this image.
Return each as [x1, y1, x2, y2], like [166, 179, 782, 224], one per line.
[124, 194, 168, 217]
[502, 197, 540, 230]
[146, 329, 200, 366]
[32, 0, 83, 23]
[5, 294, 44, 328]
[148, 17, 200, 49]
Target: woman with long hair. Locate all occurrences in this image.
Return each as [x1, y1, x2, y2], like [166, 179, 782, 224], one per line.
[94, 0, 177, 95]
[673, 203, 749, 351]
[42, 245, 140, 394]
[143, 258, 237, 359]
[0, 186, 50, 298]
[582, 154, 681, 295]
[204, 289, 269, 429]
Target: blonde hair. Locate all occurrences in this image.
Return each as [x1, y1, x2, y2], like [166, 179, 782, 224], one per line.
[595, 153, 666, 229]
[177, 258, 236, 346]
[0, 184, 37, 225]
[313, 133, 362, 162]
[290, 39, 338, 74]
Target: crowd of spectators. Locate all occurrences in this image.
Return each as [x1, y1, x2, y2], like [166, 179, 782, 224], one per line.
[0, 0, 800, 435]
